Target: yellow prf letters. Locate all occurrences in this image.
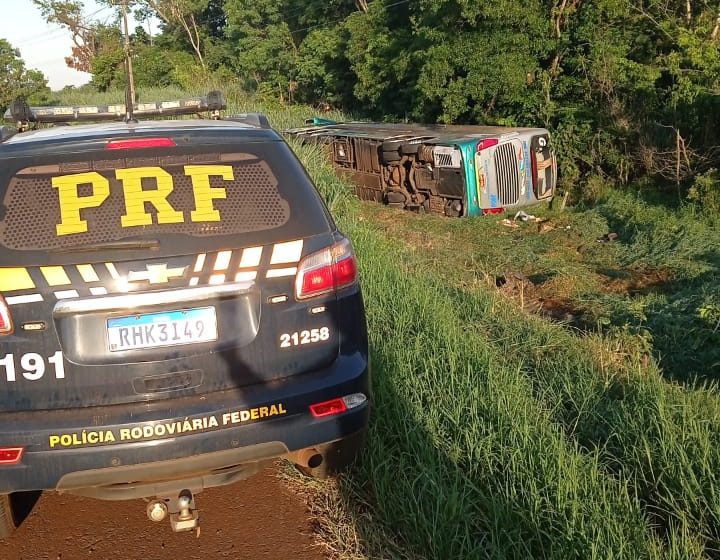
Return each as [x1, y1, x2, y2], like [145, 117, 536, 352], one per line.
[52, 172, 110, 236]
[117, 166, 184, 227]
[186, 165, 232, 222]
[53, 165, 235, 236]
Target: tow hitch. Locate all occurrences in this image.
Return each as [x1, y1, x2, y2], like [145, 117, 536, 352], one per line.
[147, 489, 200, 535]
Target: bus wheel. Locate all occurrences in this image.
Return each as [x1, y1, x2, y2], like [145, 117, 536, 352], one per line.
[400, 142, 421, 156]
[444, 199, 463, 217]
[381, 149, 401, 163]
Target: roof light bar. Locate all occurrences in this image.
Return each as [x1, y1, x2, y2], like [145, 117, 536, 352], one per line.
[3, 91, 226, 124]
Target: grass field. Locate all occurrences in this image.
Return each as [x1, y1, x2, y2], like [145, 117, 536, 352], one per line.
[54, 88, 720, 558]
[290, 131, 720, 558]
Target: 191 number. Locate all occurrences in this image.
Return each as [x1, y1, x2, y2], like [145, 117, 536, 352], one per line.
[280, 328, 330, 348]
[0, 351, 65, 381]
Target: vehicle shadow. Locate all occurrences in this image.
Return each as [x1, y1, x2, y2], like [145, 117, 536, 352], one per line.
[8, 491, 41, 527]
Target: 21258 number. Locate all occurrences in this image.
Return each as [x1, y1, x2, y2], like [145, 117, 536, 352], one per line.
[280, 328, 330, 348]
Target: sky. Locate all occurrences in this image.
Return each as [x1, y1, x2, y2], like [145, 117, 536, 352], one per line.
[0, 0, 153, 90]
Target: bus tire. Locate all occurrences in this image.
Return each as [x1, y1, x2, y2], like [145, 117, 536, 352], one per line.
[381, 150, 401, 163]
[381, 139, 403, 152]
[400, 142, 421, 156]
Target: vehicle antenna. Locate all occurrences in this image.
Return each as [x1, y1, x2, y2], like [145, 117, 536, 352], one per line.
[120, 0, 136, 123]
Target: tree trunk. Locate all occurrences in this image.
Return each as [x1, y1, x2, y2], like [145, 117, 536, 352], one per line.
[180, 14, 205, 69]
[143, 1, 205, 68]
[712, 7, 720, 39]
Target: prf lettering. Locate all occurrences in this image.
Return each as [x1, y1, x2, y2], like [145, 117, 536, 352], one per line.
[51, 165, 232, 236]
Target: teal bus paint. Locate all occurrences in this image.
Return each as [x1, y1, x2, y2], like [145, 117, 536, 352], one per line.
[286, 120, 557, 217]
[458, 138, 483, 217]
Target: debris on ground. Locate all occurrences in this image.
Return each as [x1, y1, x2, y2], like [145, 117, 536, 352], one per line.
[495, 271, 585, 324]
[597, 232, 619, 243]
[514, 210, 536, 222]
[495, 271, 539, 311]
[500, 212, 552, 229]
[537, 221, 570, 234]
[538, 222, 555, 233]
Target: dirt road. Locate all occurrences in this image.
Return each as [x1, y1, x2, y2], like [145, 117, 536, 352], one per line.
[0, 465, 325, 560]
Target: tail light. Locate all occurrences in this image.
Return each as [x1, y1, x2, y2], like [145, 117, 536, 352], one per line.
[106, 137, 176, 150]
[0, 295, 13, 336]
[295, 238, 358, 300]
[309, 393, 367, 418]
[0, 447, 24, 465]
[310, 398, 347, 418]
[477, 138, 499, 152]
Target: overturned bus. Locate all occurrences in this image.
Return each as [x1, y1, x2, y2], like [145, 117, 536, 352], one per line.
[286, 119, 557, 217]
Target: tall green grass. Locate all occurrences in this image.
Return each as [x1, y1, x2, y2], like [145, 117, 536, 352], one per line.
[295, 143, 720, 558]
[51, 86, 720, 558]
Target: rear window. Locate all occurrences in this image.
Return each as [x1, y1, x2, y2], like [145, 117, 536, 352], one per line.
[0, 143, 329, 252]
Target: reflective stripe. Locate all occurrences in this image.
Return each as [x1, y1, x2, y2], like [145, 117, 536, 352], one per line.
[54, 290, 80, 299]
[235, 271, 257, 282]
[76, 264, 100, 282]
[6, 294, 43, 305]
[270, 240, 303, 264]
[266, 267, 297, 278]
[40, 266, 71, 286]
[214, 250, 233, 271]
[0, 268, 35, 291]
[194, 253, 206, 273]
[239, 247, 262, 268]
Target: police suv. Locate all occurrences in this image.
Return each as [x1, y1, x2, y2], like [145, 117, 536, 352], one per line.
[0, 93, 369, 535]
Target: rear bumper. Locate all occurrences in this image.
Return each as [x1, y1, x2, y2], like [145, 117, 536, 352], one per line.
[0, 352, 369, 495]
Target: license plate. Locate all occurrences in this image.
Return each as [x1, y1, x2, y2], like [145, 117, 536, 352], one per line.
[107, 307, 217, 352]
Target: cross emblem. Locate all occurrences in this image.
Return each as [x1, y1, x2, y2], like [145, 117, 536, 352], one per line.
[127, 264, 188, 284]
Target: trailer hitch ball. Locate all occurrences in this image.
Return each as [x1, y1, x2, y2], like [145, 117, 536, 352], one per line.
[177, 492, 193, 521]
[170, 489, 200, 533]
[147, 500, 168, 523]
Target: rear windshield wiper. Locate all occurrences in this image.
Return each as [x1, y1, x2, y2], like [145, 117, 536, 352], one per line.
[51, 239, 161, 253]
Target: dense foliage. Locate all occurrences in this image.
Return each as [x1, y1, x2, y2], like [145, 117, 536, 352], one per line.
[156, 0, 720, 197]
[0, 39, 50, 114]
[20, 0, 720, 197]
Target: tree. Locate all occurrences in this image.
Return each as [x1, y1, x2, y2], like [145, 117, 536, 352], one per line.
[86, 24, 125, 90]
[223, 0, 298, 100]
[296, 26, 354, 107]
[32, 0, 100, 72]
[0, 39, 50, 113]
[136, 0, 210, 68]
[133, 3, 156, 43]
